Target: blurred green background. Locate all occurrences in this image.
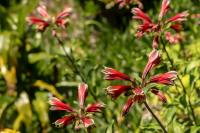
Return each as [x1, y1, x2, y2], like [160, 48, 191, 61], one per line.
[0, 0, 200, 132]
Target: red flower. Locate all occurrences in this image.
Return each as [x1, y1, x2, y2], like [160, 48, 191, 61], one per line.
[81, 117, 94, 128]
[165, 32, 182, 44]
[78, 83, 88, 108]
[167, 11, 189, 23]
[132, 8, 152, 23]
[149, 71, 177, 85]
[122, 87, 145, 116]
[151, 89, 167, 103]
[132, 0, 188, 46]
[86, 103, 105, 113]
[106, 85, 132, 99]
[159, 0, 170, 20]
[54, 115, 75, 127]
[27, 16, 49, 31]
[133, 87, 146, 102]
[102, 67, 134, 82]
[49, 83, 104, 129]
[37, 5, 49, 18]
[49, 97, 74, 112]
[27, 5, 72, 32]
[55, 7, 72, 28]
[116, 0, 131, 8]
[142, 49, 161, 80]
[152, 35, 159, 49]
[122, 97, 134, 116]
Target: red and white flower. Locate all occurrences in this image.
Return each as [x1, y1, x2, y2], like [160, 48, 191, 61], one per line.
[149, 71, 177, 85]
[49, 83, 104, 129]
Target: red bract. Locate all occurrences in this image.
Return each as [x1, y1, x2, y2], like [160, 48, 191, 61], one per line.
[142, 49, 161, 80]
[49, 83, 104, 129]
[106, 85, 132, 99]
[149, 71, 177, 85]
[151, 89, 167, 103]
[27, 5, 72, 32]
[102, 67, 134, 82]
[132, 0, 188, 46]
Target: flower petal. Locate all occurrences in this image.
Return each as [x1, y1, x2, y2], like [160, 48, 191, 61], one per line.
[54, 115, 75, 127]
[78, 83, 88, 108]
[81, 117, 94, 128]
[26, 16, 49, 31]
[49, 97, 74, 112]
[106, 85, 132, 99]
[102, 67, 134, 82]
[86, 103, 105, 113]
[122, 97, 134, 116]
[151, 89, 167, 103]
[133, 87, 146, 102]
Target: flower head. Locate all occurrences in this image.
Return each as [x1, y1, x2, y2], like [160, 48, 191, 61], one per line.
[27, 5, 72, 32]
[49, 83, 104, 129]
[132, 0, 188, 47]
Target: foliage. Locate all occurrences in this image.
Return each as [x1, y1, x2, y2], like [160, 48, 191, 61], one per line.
[0, 0, 200, 133]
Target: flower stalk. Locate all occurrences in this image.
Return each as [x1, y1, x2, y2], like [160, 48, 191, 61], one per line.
[55, 35, 98, 101]
[144, 101, 168, 133]
[160, 37, 197, 125]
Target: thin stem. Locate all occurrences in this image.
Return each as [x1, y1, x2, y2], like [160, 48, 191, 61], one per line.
[160, 37, 197, 125]
[55, 36, 97, 101]
[144, 101, 168, 133]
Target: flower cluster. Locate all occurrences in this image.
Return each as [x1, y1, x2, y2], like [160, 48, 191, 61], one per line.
[102, 49, 177, 116]
[115, 0, 143, 9]
[132, 0, 188, 47]
[27, 5, 72, 32]
[49, 83, 105, 129]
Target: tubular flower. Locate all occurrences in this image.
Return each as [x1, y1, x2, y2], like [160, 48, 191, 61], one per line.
[142, 49, 161, 80]
[151, 89, 167, 103]
[149, 71, 177, 85]
[103, 51, 176, 116]
[122, 97, 134, 116]
[49, 83, 105, 129]
[27, 5, 72, 32]
[132, 0, 188, 47]
[165, 32, 182, 44]
[102, 67, 134, 82]
[106, 85, 132, 99]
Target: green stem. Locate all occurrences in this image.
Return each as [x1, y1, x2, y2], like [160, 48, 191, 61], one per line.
[55, 36, 97, 101]
[160, 37, 197, 125]
[144, 101, 168, 133]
